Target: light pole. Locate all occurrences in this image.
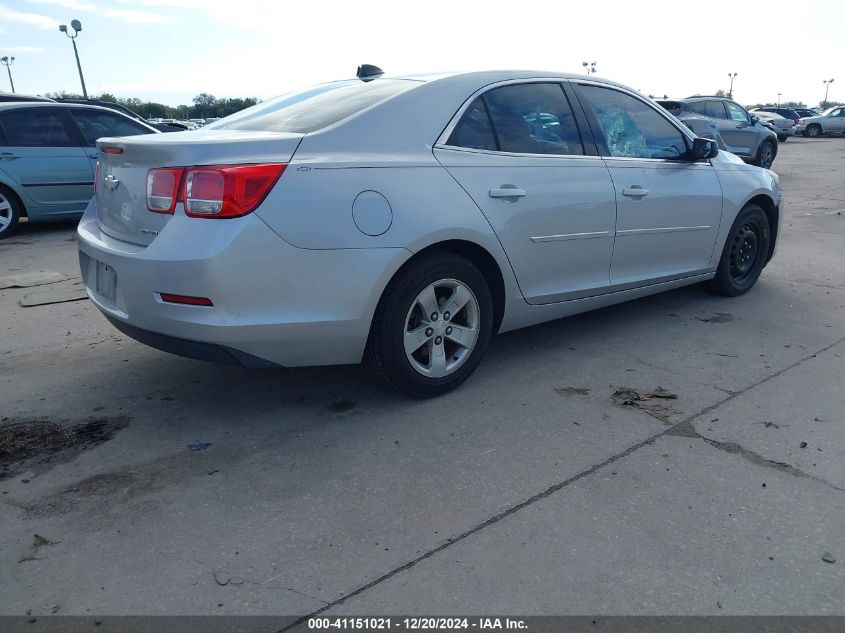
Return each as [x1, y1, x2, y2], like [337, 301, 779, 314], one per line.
[777, 92, 782, 106]
[0, 56, 14, 93]
[582, 61, 597, 75]
[822, 79, 835, 108]
[59, 19, 88, 98]
[727, 72, 738, 99]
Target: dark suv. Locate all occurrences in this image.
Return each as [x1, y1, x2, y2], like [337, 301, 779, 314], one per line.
[657, 96, 778, 168]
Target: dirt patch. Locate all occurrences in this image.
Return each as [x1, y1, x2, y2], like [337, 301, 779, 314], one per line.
[696, 312, 734, 323]
[612, 387, 680, 423]
[555, 387, 591, 396]
[0, 417, 129, 479]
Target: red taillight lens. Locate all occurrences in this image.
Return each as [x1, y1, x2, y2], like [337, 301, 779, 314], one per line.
[94, 160, 100, 194]
[146, 168, 183, 214]
[183, 164, 286, 218]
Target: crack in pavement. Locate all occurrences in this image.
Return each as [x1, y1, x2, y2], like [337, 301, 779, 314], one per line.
[668, 422, 845, 493]
[278, 334, 845, 631]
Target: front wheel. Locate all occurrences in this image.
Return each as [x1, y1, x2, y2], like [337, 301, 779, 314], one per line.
[805, 124, 822, 138]
[366, 251, 494, 397]
[754, 140, 776, 168]
[707, 204, 771, 297]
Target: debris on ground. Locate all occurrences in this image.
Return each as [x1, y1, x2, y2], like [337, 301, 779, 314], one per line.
[555, 387, 591, 396]
[0, 417, 129, 479]
[18, 533, 61, 563]
[612, 387, 680, 423]
[213, 571, 245, 586]
[19, 286, 88, 307]
[696, 313, 734, 323]
[799, 441, 808, 448]
[0, 271, 72, 289]
[187, 442, 212, 452]
[821, 552, 836, 564]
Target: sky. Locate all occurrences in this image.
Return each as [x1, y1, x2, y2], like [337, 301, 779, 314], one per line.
[1, 0, 842, 108]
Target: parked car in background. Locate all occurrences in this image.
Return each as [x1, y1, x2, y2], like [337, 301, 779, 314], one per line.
[753, 107, 801, 125]
[657, 96, 778, 168]
[0, 102, 159, 238]
[0, 92, 54, 103]
[78, 70, 782, 396]
[796, 106, 845, 137]
[54, 98, 188, 133]
[751, 110, 795, 141]
[793, 108, 820, 118]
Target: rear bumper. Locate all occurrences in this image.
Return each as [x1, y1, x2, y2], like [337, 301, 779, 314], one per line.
[77, 199, 410, 367]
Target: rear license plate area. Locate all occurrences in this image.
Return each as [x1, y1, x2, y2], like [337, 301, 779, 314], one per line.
[95, 260, 117, 305]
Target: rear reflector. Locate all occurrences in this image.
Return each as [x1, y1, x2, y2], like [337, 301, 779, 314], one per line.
[159, 293, 213, 306]
[101, 146, 124, 154]
[146, 168, 183, 214]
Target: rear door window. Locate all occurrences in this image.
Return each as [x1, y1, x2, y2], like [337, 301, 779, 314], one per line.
[68, 109, 154, 146]
[705, 101, 728, 119]
[0, 108, 75, 147]
[207, 79, 417, 134]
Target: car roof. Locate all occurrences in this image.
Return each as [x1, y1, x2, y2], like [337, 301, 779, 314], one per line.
[0, 101, 137, 114]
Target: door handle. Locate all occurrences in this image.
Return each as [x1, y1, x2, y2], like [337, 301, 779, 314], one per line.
[622, 186, 649, 198]
[0, 152, 18, 160]
[489, 187, 526, 199]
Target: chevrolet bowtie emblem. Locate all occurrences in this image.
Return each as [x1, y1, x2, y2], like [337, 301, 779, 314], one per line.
[104, 174, 120, 191]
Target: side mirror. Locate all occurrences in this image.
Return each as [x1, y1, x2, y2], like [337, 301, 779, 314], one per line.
[750, 114, 760, 124]
[687, 137, 719, 161]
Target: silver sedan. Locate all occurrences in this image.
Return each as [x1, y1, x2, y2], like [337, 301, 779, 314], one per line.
[78, 70, 782, 396]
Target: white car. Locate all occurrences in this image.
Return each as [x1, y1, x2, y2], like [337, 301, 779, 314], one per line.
[77, 69, 782, 396]
[796, 106, 845, 137]
[751, 110, 795, 141]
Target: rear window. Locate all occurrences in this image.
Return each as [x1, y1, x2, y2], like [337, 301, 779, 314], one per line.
[207, 79, 418, 134]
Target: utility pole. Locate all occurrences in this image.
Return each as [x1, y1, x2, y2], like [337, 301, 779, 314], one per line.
[823, 79, 835, 108]
[0, 56, 14, 93]
[727, 73, 738, 99]
[59, 19, 88, 98]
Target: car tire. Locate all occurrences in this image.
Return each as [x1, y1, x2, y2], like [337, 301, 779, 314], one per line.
[753, 140, 776, 168]
[366, 251, 494, 397]
[707, 204, 771, 297]
[777, 134, 788, 142]
[805, 124, 822, 138]
[0, 185, 22, 239]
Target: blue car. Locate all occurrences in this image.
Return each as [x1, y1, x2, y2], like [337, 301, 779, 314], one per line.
[0, 102, 158, 238]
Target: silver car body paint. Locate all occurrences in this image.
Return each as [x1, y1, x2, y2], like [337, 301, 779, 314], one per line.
[77, 71, 782, 368]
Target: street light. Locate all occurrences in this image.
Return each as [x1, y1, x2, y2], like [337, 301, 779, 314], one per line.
[727, 72, 738, 99]
[582, 61, 597, 75]
[59, 19, 88, 98]
[0, 56, 14, 93]
[822, 78, 835, 108]
[777, 92, 782, 106]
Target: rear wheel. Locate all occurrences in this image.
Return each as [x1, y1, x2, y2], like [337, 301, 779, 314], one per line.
[754, 140, 776, 168]
[366, 251, 494, 397]
[708, 204, 771, 297]
[777, 134, 788, 142]
[805, 124, 822, 138]
[0, 186, 22, 239]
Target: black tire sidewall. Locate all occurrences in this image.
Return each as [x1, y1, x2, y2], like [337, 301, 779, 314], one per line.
[0, 185, 21, 239]
[369, 252, 494, 397]
[713, 205, 771, 296]
[755, 141, 776, 168]
[807, 124, 821, 138]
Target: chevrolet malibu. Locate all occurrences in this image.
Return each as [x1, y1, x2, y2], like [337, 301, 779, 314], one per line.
[78, 70, 782, 396]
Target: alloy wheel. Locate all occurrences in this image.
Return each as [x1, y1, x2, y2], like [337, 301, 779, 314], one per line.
[404, 278, 480, 378]
[759, 143, 775, 168]
[0, 193, 12, 232]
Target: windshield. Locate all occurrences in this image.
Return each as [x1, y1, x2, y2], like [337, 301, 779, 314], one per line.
[206, 79, 418, 134]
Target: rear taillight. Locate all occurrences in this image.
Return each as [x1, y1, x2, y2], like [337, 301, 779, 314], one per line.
[146, 168, 183, 214]
[93, 161, 100, 194]
[159, 293, 213, 306]
[145, 164, 285, 218]
[183, 164, 286, 218]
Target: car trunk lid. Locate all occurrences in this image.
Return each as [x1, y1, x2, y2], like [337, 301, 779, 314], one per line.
[95, 129, 303, 246]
